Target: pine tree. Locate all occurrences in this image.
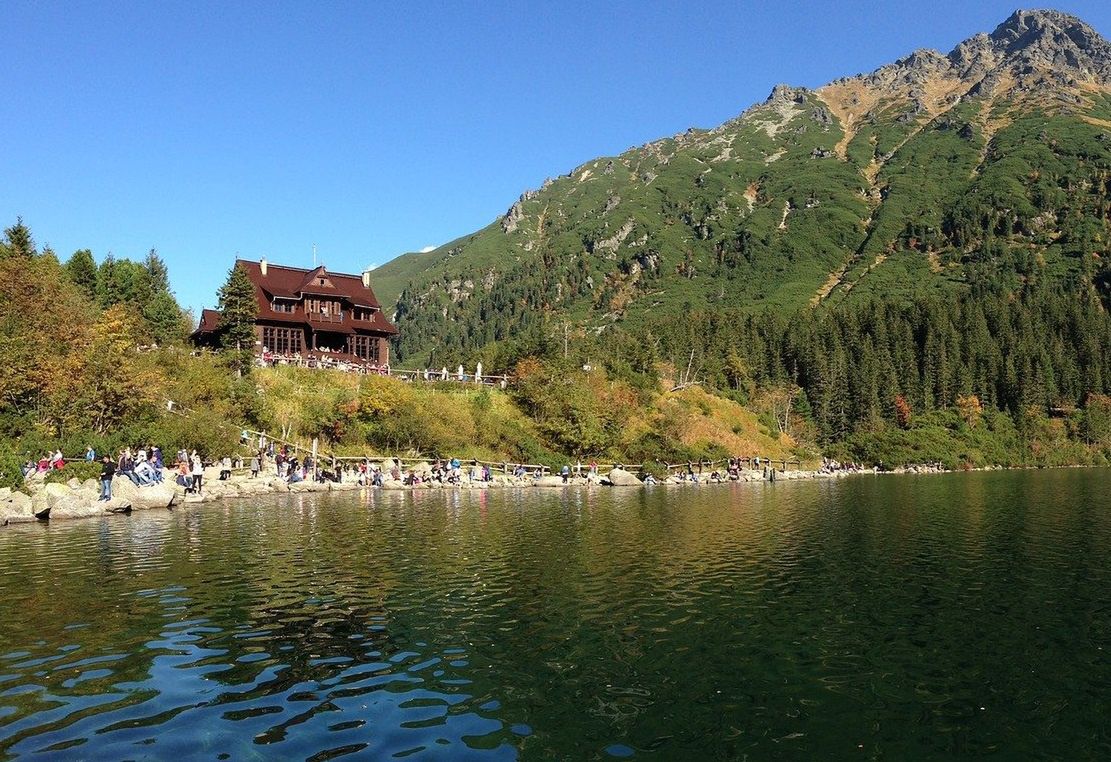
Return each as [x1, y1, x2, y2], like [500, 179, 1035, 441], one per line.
[65, 249, 99, 300]
[217, 263, 258, 376]
[1, 217, 36, 259]
[144, 249, 170, 293]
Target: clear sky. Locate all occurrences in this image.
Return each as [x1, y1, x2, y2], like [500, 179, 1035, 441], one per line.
[4, 1, 1110, 317]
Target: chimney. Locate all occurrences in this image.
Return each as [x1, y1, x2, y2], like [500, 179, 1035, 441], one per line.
[361, 269, 371, 288]
[260, 258, 268, 277]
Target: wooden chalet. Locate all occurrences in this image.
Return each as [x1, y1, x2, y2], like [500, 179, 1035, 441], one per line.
[192, 258, 398, 364]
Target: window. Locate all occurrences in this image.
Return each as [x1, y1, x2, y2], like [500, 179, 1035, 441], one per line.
[352, 335, 380, 362]
[271, 300, 295, 313]
[353, 307, 376, 321]
[262, 327, 303, 355]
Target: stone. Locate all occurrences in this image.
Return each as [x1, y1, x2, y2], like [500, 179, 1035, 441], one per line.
[606, 468, 643, 487]
[533, 476, 570, 488]
[0, 492, 34, 524]
[50, 496, 110, 520]
[30, 491, 50, 519]
[132, 484, 176, 510]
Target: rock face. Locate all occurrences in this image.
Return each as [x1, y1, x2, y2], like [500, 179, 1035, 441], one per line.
[606, 468, 643, 487]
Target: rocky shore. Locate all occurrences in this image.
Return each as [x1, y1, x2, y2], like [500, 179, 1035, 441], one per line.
[0, 464, 855, 526]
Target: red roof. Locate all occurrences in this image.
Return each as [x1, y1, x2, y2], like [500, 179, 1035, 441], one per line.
[195, 259, 399, 336]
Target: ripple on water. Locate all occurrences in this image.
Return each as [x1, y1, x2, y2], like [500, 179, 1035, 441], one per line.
[0, 471, 1108, 759]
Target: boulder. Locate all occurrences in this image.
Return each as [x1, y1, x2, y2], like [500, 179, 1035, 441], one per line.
[103, 497, 132, 513]
[111, 477, 140, 504]
[30, 490, 50, 519]
[132, 484, 176, 510]
[606, 468, 643, 487]
[533, 476, 570, 488]
[0, 492, 35, 524]
[50, 495, 109, 520]
[67, 478, 83, 490]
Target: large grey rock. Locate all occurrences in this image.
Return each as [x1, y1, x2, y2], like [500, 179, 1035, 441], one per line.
[30, 491, 50, 519]
[50, 496, 109, 520]
[132, 484, 176, 510]
[111, 477, 140, 504]
[533, 476, 570, 488]
[0, 492, 35, 524]
[606, 468, 643, 487]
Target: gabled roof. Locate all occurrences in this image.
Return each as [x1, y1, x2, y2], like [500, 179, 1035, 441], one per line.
[194, 259, 399, 337]
[236, 259, 385, 308]
[192, 308, 223, 337]
[235, 259, 397, 334]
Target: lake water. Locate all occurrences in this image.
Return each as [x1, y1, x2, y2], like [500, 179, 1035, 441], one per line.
[0, 470, 1108, 760]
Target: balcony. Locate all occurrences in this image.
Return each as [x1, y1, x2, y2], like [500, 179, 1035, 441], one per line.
[307, 310, 344, 324]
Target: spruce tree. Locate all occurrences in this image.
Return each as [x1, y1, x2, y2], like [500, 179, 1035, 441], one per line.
[1, 217, 35, 259]
[65, 249, 99, 300]
[217, 263, 258, 376]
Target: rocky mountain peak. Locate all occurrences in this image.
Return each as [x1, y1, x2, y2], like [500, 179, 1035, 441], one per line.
[949, 9, 1111, 83]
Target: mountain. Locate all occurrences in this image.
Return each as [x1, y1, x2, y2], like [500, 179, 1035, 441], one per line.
[376, 10, 1111, 364]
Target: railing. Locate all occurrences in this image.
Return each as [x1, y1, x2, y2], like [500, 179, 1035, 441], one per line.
[307, 311, 344, 324]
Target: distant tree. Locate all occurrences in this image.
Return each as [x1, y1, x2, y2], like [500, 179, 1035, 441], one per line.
[1, 217, 36, 259]
[144, 248, 169, 293]
[956, 394, 983, 429]
[217, 263, 258, 376]
[894, 394, 912, 430]
[142, 290, 188, 346]
[1084, 393, 1111, 446]
[65, 249, 99, 300]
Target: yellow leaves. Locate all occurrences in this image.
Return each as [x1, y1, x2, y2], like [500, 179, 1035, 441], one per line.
[38, 304, 164, 435]
[956, 394, 984, 429]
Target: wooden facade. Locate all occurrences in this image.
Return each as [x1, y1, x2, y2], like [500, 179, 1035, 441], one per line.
[192, 259, 398, 363]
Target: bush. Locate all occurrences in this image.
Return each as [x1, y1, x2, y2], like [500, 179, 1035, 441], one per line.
[44, 460, 101, 485]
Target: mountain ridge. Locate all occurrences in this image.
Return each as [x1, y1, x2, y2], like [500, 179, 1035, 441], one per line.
[373, 9, 1111, 365]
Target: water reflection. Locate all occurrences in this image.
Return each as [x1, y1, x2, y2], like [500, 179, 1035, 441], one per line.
[0, 471, 1108, 759]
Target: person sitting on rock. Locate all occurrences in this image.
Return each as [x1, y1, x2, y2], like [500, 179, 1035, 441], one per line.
[118, 450, 139, 485]
[134, 459, 157, 486]
[176, 459, 194, 492]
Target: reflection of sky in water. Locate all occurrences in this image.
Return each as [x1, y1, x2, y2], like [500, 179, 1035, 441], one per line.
[0, 471, 1108, 759]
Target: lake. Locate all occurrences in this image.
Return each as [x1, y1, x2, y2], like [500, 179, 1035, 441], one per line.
[0, 470, 1108, 760]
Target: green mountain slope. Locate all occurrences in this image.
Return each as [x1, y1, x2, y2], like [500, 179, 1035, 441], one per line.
[377, 10, 1111, 364]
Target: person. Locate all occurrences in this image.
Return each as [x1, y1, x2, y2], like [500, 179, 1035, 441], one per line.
[190, 451, 204, 495]
[220, 456, 232, 481]
[644, 473, 658, 485]
[176, 459, 194, 492]
[99, 456, 116, 501]
[560, 464, 571, 483]
[50, 450, 64, 469]
[85, 446, 96, 462]
[118, 449, 138, 484]
[151, 445, 163, 469]
[134, 459, 157, 485]
[250, 454, 260, 479]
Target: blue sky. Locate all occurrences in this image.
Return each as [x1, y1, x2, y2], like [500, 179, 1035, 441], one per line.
[4, 1, 1109, 317]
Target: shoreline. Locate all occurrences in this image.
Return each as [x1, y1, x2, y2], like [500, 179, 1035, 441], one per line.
[1, 462, 1100, 527]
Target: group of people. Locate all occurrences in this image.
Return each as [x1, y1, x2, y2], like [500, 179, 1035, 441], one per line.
[95, 446, 206, 501]
[20, 450, 66, 476]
